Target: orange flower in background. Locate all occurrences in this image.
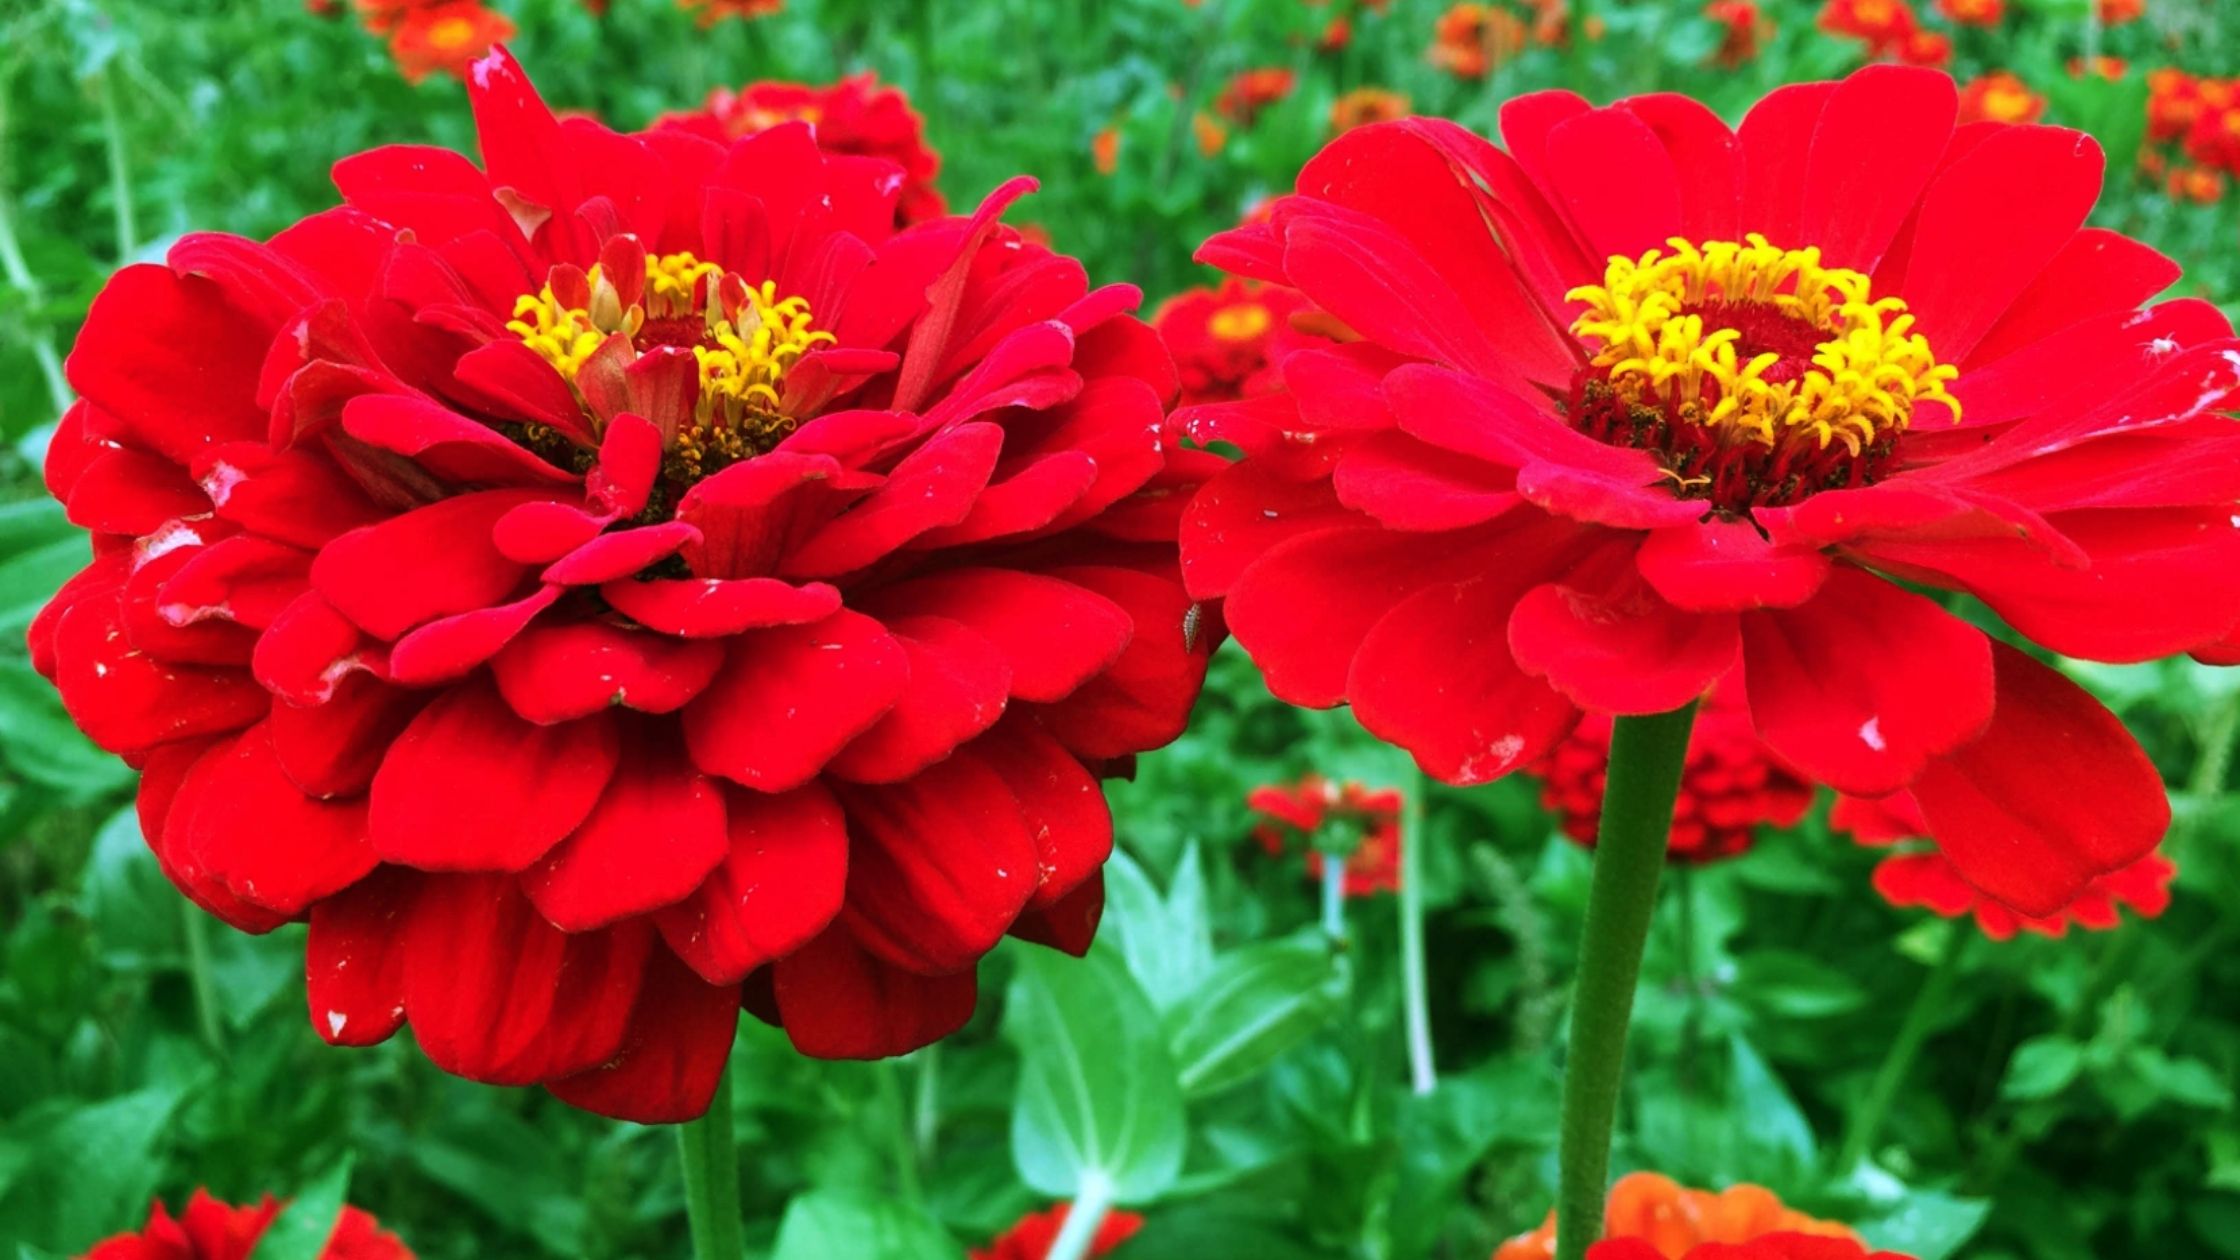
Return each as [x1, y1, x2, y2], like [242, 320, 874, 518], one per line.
[972, 1203, 1144, 1260]
[1194, 111, 1228, 156]
[1249, 775, 1406, 897]
[2097, 0, 2143, 22]
[1958, 71, 2046, 124]
[1154, 277, 1324, 407]
[2148, 68, 2216, 143]
[1817, 0, 1913, 48]
[2168, 162, 2226, 202]
[1895, 27, 1950, 67]
[1330, 86, 1411, 133]
[1705, 0, 1771, 66]
[676, 0, 782, 25]
[380, 0, 513, 83]
[1429, 3, 1529, 78]
[1496, 1173, 1866, 1260]
[1935, 0, 2001, 25]
[1835, 793, 2177, 940]
[2070, 54, 2127, 79]
[82, 1191, 411, 1260]
[1093, 126, 1120, 174]
[1216, 68, 1298, 124]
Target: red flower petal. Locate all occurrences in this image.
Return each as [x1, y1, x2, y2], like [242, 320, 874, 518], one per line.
[861, 568, 1130, 704]
[835, 753, 1038, 974]
[52, 595, 267, 756]
[827, 615, 1012, 783]
[1510, 561, 1740, 715]
[312, 490, 545, 641]
[683, 609, 910, 791]
[267, 673, 425, 798]
[491, 619, 726, 723]
[772, 924, 978, 1059]
[656, 783, 849, 986]
[166, 723, 378, 916]
[306, 866, 415, 1047]
[545, 946, 740, 1123]
[523, 736, 728, 931]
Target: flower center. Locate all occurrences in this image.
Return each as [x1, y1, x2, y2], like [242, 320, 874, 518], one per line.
[1564, 234, 1959, 513]
[1208, 301, 1273, 343]
[509, 247, 836, 481]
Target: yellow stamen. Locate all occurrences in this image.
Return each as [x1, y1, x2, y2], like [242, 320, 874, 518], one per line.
[1208, 302, 1273, 343]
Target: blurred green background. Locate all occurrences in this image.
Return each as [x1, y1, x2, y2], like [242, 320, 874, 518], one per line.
[3, 1, 2240, 1257]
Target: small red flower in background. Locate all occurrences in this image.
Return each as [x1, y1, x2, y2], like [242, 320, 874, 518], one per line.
[1704, 1, 1771, 67]
[1957, 71, 2046, 125]
[1215, 68, 1298, 125]
[1094, 126, 1121, 175]
[1497, 1173, 1883, 1260]
[1154, 278, 1324, 407]
[2167, 162, 2226, 202]
[2097, 0, 2143, 23]
[2070, 54, 2126, 80]
[82, 1191, 409, 1260]
[35, 49, 1215, 1123]
[1816, 0, 1914, 52]
[972, 1203, 1145, 1260]
[653, 75, 945, 225]
[384, 1, 513, 82]
[1250, 775, 1405, 896]
[1331, 87, 1412, 134]
[677, 0, 782, 24]
[1536, 688, 1810, 865]
[1835, 793, 2176, 940]
[1934, 0, 2001, 26]
[1893, 27, 1950, 67]
[1180, 66, 2225, 930]
[1429, 3, 1529, 79]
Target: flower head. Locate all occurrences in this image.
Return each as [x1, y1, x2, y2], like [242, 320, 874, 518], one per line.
[1934, 0, 2001, 25]
[1429, 4, 1529, 78]
[972, 1203, 1145, 1260]
[1957, 71, 2045, 125]
[1590, 1239, 1914, 1260]
[1332, 87, 1412, 135]
[1704, 1, 1771, 67]
[1216, 68, 1298, 125]
[1835, 792, 2176, 939]
[355, 0, 513, 81]
[35, 49, 1214, 1123]
[2097, 0, 2143, 23]
[1497, 1173, 1875, 1260]
[1179, 67, 2223, 925]
[677, 0, 782, 24]
[1537, 686, 1810, 864]
[82, 1191, 409, 1260]
[654, 75, 945, 225]
[1816, 0, 1916, 52]
[1154, 278, 1326, 407]
[1249, 774, 1404, 896]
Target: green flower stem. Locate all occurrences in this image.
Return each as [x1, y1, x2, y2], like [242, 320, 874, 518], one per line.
[1045, 1170, 1115, 1260]
[95, 71, 138, 261]
[1398, 767, 1437, 1095]
[677, 1071, 744, 1260]
[0, 76, 70, 414]
[180, 901, 225, 1055]
[1835, 922, 1968, 1173]
[1554, 701, 1700, 1260]
[1320, 852, 1348, 947]
[878, 1059, 923, 1203]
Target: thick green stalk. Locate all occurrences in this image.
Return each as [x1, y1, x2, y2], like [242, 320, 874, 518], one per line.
[1835, 923, 1967, 1172]
[1554, 702, 1700, 1260]
[1398, 767, 1437, 1095]
[677, 1072, 743, 1260]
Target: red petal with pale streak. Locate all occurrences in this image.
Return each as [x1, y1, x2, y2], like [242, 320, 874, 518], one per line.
[600, 575, 842, 638]
[1966, 229, 2185, 368]
[835, 753, 1038, 974]
[370, 682, 620, 871]
[1349, 575, 1581, 786]
[676, 452, 856, 580]
[656, 782, 849, 986]
[195, 441, 386, 550]
[968, 720, 1111, 909]
[1620, 93, 1740, 241]
[268, 673, 426, 798]
[1798, 66, 1957, 273]
[683, 609, 909, 792]
[1635, 520, 1833, 612]
[1541, 107, 1684, 261]
[312, 490, 546, 640]
[828, 615, 1011, 784]
[254, 590, 384, 706]
[401, 873, 651, 1086]
[782, 422, 1004, 578]
[1740, 568, 1994, 796]
[140, 740, 290, 934]
[773, 925, 978, 1059]
[1912, 642, 2169, 917]
[386, 586, 561, 685]
[1179, 461, 1361, 602]
[1735, 82, 1836, 246]
[122, 546, 257, 667]
[492, 620, 725, 723]
[1033, 562, 1212, 761]
[1510, 569, 1740, 715]
[166, 723, 378, 917]
[1009, 870, 1105, 957]
[1332, 431, 1518, 532]
[546, 946, 740, 1123]
[306, 866, 416, 1047]
[64, 447, 210, 535]
[52, 596, 267, 756]
[523, 738, 728, 931]
[859, 568, 1129, 704]
[65, 264, 269, 467]
[157, 535, 312, 633]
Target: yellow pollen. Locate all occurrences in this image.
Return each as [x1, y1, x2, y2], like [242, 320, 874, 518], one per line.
[507, 249, 837, 463]
[1566, 234, 1960, 462]
[428, 16, 477, 50]
[1208, 302, 1273, 343]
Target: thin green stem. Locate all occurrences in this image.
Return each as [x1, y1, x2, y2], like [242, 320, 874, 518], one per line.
[1675, 866, 1701, 1096]
[0, 69, 69, 414]
[1398, 767, 1437, 1095]
[95, 72, 137, 261]
[180, 902, 225, 1055]
[1320, 852, 1348, 946]
[1045, 1171, 1116, 1260]
[1554, 702, 1700, 1260]
[1835, 922, 1967, 1172]
[878, 1060, 923, 1203]
[912, 1043, 941, 1160]
[676, 1072, 743, 1260]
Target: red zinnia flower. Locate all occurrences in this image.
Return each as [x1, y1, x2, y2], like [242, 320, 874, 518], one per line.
[677, 0, 782, 25]
[653, 75, 946, 226]
[1215, 68, 1298, 126]
[1590, 1240, 1913, 1260]
[1153, 278, 1324, 407]
[1093, 127, 1121, 175]
[1249, 774, 1404, 896]
[1331, 87, 1412, 135]
[34, 49, 1213, 1123]
[382, 1, 514, 83]
[1496, 1173, 1877, 1260]
[972, 1203, 1145, 1260]
[1934, 0, 2001, 26]
[1536, 685, 1810, 864]
[83, 1191, 409, 1260]
[1816, 0, 1915, 52]
[2097, 0, 2142, 23]
[1429, 4, 1529, 79]
[1892, 28, 1950, 67]
[1957, 72, 2046, 125]
[1704, 1, 1771, 67]
[1179, 67, 2224, 926]
[1834, 792, 2176, 939]
[2167, 162, 2226, 202]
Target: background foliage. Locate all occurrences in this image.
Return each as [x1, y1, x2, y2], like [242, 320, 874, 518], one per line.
[2, 0, 2238, 1257]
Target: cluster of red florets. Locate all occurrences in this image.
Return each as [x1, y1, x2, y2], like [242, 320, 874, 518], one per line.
[2145, 68, 2240, 203]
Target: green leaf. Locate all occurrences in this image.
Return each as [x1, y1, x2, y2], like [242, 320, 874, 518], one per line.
[1729, 1035, 1815, 1171]
[1855, 1190, 1992, 1260]
[1165, 933, 1342, 1099]
[2002, 1036, 2085, 1102]
[1102, 846, 1213, 1013]
[0, 658, 131, 794]
[0, 1087, 186, 1252]
[247, 1158, 353, 1260]
[1733, 951, 1869, 1020]
[2125, 1047, 2237, 1112]
[1004, 943, 1187, 1203]
[770, 1189, 960, 1260]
